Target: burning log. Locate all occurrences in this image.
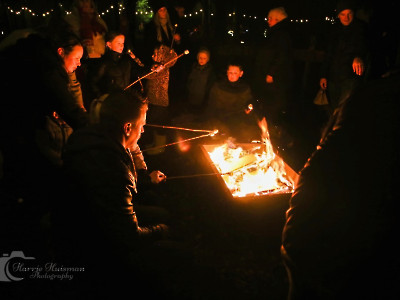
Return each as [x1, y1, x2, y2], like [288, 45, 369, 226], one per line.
[201, 142, 298, 200]
[201, 117, 298, 201]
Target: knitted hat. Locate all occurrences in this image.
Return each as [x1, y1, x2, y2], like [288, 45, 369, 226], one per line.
[336, 0, 356, 14]
[150, 0, 169, 13]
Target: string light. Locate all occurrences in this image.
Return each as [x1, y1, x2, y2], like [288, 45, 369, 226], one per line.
[7, 6, 54, 17]
[6, 2, 319, 25]
[3, 3, 328, 42]
[6, 3, 126, 18]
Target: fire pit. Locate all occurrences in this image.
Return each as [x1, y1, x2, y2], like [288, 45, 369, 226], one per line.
[200, 140, 298, 203]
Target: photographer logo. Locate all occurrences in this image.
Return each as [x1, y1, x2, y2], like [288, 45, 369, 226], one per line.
[0, 251, 84, 282]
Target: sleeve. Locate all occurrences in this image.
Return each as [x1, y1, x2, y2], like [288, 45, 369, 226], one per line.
[320, 28, 336, 79]
[43, 70, 89, 130]
[75, 149, 166, 247]
[268, 31, 292, 78]
[352, 21, 370, 65]
[68, 71, 86, 110]
[130, 144, 147, 170]
[129, 56, 153, 81]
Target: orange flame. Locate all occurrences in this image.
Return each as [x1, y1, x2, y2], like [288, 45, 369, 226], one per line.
[206, 118, 295, 197]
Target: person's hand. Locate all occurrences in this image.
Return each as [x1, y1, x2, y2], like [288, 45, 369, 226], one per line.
[127, 50, 136, 59]
[155, 224, 169, 239]
[155, 65, 164, 73]
[152, 64, 164, 73]
[244, 104, 253, 115]
[320, 78, 328, 90]
[266, 74, 274, 84]
[352, 57, 364, 76]
[149, 170, 166, 184]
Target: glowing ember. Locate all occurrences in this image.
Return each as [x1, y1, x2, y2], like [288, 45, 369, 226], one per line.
[204, 118, 296, 198]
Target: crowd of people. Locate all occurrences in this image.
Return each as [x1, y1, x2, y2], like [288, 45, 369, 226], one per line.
[0, 0, 399, 298]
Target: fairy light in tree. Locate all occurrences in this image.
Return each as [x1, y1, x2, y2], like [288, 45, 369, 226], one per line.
[135, 0, 153, 23]
[118, 3, 125, 15]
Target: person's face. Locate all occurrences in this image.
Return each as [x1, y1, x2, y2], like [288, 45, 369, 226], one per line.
[157, 7, 168, 18]
[227, 65, 243, 83]
[126, 108, 147, 149]
[267, 14, 278, 27]
[107, 35, 125, 53]
[59, 45, 84, 73]
[197, 52, 209, 66]
[79, 0, 94, 13]
[338, 9, 354, 26]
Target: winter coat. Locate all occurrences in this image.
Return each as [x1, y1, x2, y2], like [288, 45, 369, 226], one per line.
[253, 18, 294, 91]
[140, 19, 175, 66]
[208, 78, 253, 119]
[207, 78, 256, 140]
[0, 33, 88, 150]
[321, 18, 369, 83]
[88, 49, 150, 98]
[186, 61, 216, 109]
[145, 46, 177, 107]
[281, 74, 400, 298]
[55, 124, 167, 261]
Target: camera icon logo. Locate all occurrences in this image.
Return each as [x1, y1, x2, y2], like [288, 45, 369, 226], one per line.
[0, 251, 35, 282]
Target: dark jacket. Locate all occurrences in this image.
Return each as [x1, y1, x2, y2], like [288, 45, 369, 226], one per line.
[0, 32, 89, 172]
[320, 18, 369, 82]
[186, 61, 216, 109]
[207, 78, 257, 140]
[254, 18, 294, 90]
[55, 124, 166, 262]
[281, 74, 400, 298]
[88, 49, 151, 98]
[0, 33, 88, 138]
[140, 20, 175, 66]
[208, 78, 253, 118]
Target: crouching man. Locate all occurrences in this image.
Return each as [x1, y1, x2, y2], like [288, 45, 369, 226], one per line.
[53, 90, 171, 294]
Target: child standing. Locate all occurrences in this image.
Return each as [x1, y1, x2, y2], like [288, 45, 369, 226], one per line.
[185, 47, 216, 114]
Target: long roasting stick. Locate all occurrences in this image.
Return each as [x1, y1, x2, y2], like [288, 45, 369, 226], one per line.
[170, 24, 178, 49]
[124, 71, 156, 91]
[124, 50, 189, 91]
[141, 132, 215, 153]
[166, 160, 258, 180]
[146, 124, 217, 134]
[166, 172, 221, 180]
[163, 49, 189, 68]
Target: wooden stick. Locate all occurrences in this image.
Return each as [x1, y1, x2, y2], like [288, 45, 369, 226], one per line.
[124, 50, 189, 91]
[141, 132, 213, 152]
[146, 124, 217, 134]
[170, 24, 178, 49]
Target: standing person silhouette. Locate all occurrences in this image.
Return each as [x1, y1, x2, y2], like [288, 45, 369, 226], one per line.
[253, 6, 294, 128]
[319, 0, 369, 114]
[281, 72, 400, 299]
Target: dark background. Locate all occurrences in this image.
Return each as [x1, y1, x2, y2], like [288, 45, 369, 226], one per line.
[1, 0, 399, 298]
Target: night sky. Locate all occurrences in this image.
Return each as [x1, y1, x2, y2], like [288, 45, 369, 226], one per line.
[1, 0, 399, 34]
